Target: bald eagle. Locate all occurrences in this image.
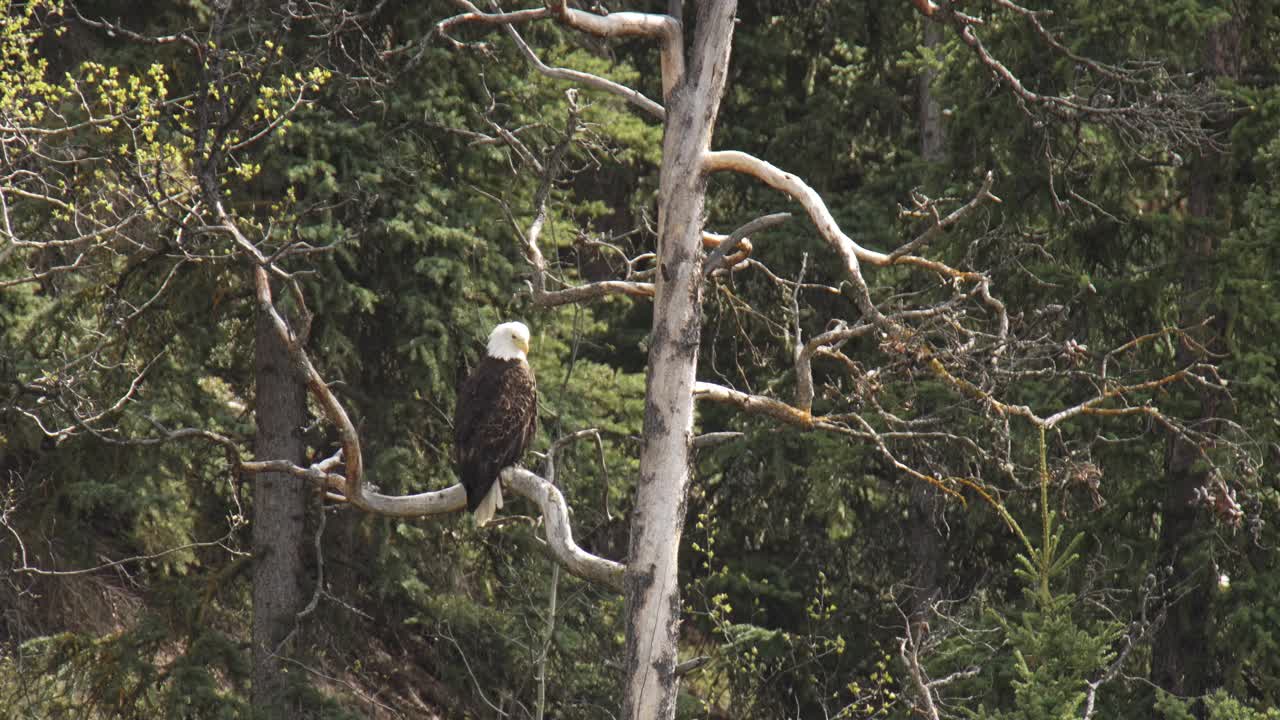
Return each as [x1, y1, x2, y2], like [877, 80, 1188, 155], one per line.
[454, 321, 538, 525]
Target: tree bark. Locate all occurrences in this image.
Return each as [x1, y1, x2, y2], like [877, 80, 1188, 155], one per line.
[251, 296, 309, 714]
[918, 19, 945, 164]
[1150, 14, 1241, 704]
[907, 479, 946, 622]
[622, 3, 737, 718]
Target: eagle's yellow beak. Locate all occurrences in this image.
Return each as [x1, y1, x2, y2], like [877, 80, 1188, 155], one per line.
[515, 336, 531, 354]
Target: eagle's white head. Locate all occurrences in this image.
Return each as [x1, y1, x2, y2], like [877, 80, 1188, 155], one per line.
[487, 321, 531, 362]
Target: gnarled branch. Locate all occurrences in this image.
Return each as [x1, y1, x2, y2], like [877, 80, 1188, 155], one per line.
[703, 212, 789, 277]
[218, 206, 624, 591]
[704, 150, 1008, 330]
[505, 468, 624, 590]
[502, 21, 664, 120]
[440, 1, 684, 105]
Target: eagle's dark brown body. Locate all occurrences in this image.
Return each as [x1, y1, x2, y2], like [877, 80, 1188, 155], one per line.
[454, 356, 537, 514]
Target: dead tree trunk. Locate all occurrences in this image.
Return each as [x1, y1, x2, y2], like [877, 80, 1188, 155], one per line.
[251, 296, 309, 713]
[623, 3, 737, 718]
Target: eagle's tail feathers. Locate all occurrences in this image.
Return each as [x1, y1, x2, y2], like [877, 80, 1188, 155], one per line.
[473, 479, 503, 526]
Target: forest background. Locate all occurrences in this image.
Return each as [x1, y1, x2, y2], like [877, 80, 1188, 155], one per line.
[1, 0, 1279, 718]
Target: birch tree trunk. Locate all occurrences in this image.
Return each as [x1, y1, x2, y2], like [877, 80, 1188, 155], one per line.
[251, 299, 309, 713]
[623, 2, 737, 718]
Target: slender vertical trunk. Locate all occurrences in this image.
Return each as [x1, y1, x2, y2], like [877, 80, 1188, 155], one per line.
[251, 299, 309, 714]
[918, 19, 945, 164]
[907, 480, 946, 620]
[1150, 15, 1241, 703]
[622, 3, 737, 718]
[907, 18, 949, 623]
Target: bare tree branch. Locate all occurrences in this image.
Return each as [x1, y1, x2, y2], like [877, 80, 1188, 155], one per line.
[929, 2, 1217, 153]
[434, 3, 551, 42]
[703, 212, 790, 277]
[704, 151, 1006, 327]
[502, 22, 664, 120]
[545, 1, 683, 101]
[693, 381, 817, 428]
[439, 0, 684, 103]
[891, 171, 1000, 260]
[700, 230, 752, 273]
[497, 94, 657, 306]
[703, 149, 882, 319]
[505, 468, 624, 591]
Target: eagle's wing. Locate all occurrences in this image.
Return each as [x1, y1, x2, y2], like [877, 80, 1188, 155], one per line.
[454, 362, 499, 461]
[454, 359, 537, 516]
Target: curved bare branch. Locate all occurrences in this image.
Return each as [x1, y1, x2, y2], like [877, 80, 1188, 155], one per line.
[434, 4, 550, 41]
[545, 1, 683, 101]
[693, 380, 967, 502]
[503, 22, 664, 120]
[700, 231, 752, 272]
[703, 212, 789, 277]
[693, 381, 816, 428]
[505, 468, 624, 591]
[704, 150, 1009, 329]
[794, 323, 876, 412]
[890, 172, 1000, 260]
[289, 465, 625, 592]
[702, 150, 880, 318]
[244, 463, 624, 592]
[243, 456, 624, 591]
[441, 1, 684, 104]
[548, 3, 678, 39]
[532, 280, 656, 305]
